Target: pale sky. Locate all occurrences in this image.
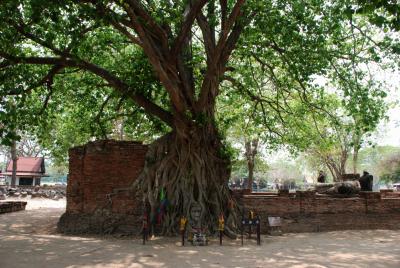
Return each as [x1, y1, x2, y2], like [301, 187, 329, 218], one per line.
[375, 106, 400, 146]
[373, 65, 400, 147]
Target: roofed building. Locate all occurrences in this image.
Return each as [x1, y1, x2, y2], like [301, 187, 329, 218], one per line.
[4, 157, 48, 186]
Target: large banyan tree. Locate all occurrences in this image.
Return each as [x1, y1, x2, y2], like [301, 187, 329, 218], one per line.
[0, 1, 396, 233]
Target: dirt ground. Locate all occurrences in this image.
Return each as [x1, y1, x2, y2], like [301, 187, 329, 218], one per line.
[1, 198, 399, 268]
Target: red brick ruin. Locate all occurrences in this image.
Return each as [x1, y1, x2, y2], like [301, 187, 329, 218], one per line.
[58, 140, 148, 234]
[58, 140, 400, 235]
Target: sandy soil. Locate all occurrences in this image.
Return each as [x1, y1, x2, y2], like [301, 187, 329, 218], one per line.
[1, 198, 400, 268]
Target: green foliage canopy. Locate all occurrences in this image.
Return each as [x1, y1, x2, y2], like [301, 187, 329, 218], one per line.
[0, 0, 397, 164]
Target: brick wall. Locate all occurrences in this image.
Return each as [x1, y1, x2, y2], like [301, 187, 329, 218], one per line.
[0, 201, 27, 214]
[58, 140, 148, 234]
[238, 191, 400, 233]
[58, 140, 400, 235]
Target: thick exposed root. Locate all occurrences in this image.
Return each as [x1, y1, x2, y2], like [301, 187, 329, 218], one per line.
[136, 130, 239, 236]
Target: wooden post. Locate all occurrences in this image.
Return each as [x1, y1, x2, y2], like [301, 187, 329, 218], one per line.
[142, 211, 148, 245]
[218, 213, 224, 246]
[248, 224, 251, 238]
[248, 210, 254, 238]
[11, 141, 17, 188]
[180, 216, 187, 246]
[256, 216, 261, 245]
[241, 219, 244, 246]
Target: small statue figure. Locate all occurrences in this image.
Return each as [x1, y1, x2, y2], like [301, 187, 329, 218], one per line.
[189, 203, 202, 229]
[180, 216, 187, 246]
[189, 202, 207, 246]
[359, 171, 373, 191]
[218, 213, 225, 231]
[317, 170, 326, 183]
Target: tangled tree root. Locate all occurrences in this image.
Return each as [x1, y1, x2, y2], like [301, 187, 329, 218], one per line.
[135, 130, 239, 236]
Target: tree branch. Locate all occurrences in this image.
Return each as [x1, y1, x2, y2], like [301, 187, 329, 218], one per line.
[220, 0, 246, 40]
[93, 2, 143, 47]
[0, 52, 72, 66]
[7, 20, 68, 57]
[108, 19, 143, 47]
[77, 59, 174, 126]
[1, 52, 174, 126]
[94, 93, 115, 139]
[39, 85, 54, 115]
[171, 0, 208, 56]
[124, 0, 169, 51]
[220, 0, 227, 31]
[121, 2, 185, 114]
[196, 12, 216, 63]
[197, 1, 248, 110]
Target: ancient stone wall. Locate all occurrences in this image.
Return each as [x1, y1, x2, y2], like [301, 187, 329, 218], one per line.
[238, 191, 400, 233]
[0, 201, 27, 214]
[58, 140, 400, 235]
[58, 140, 148, 234]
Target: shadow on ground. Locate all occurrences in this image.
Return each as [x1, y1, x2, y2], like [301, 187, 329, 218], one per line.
[1, 204, 399, 268]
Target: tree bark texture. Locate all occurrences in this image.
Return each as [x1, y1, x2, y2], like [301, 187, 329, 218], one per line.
[137, 123, 238, 235]
[245, 139, 258, 190]
[11, 141, 17, 187]
[320, 146, 348, 182]
[352, 149, 359, 175]
[122, 1, 247, 234]
[352, 130, 363, 175]
[352, 137, 361, 174]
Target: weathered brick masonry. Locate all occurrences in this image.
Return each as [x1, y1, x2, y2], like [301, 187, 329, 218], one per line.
[238, 191, 400, 233]
[0, 201, 27, 214]
[58, 140, 400, 234]
[58, 140, 148, 234]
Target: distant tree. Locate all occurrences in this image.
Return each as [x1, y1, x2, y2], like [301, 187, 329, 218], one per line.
[378, 152, 400, 183]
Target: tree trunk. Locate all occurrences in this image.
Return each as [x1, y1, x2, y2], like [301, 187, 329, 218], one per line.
[245, 139, 258, 191]
[352, 145, 360, 174]
[340, 149, 348, 180]
[325, 157, 346, 182]
[326, 161, 342, 182]
[137, 123, 238, 236]
[10, 141, 17, 187]
[323, 147, 348, 182]
[352, 131, 362, 174]
[247, 161, 254, 190]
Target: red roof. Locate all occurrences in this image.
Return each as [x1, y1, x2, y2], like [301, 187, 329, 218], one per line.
[6, 157, 45, 174]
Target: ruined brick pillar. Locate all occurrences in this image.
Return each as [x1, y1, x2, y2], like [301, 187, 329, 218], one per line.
[58, 140, 148, 234]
